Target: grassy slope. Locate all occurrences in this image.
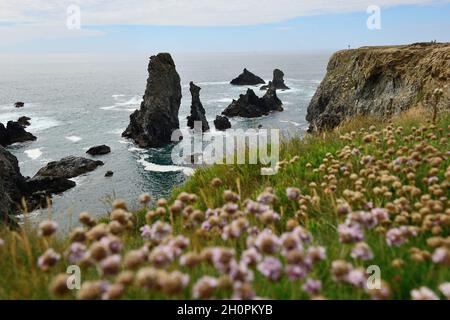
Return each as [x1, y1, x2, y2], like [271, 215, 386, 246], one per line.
[0, 108, 449, 300]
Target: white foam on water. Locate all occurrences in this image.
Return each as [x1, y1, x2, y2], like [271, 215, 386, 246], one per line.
[100, 105, 116, 110]
[280, 120, 302, 127]
[107, 128, 123, 135]
[24, 148, 42, 160]
[28, 117, 60, 132]
[112, 94, 126, 99]
[137, 157, 195, 176]
[128, 147, 146, 153]
[191, 81, 229, 87]
[115, 96, 141, 107]
[0, 112, 20, 123]
[66, 136, 82, 142]
[207, 98, 233, 104]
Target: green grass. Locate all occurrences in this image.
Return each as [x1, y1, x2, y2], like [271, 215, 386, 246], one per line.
[0, 108, 449, 300]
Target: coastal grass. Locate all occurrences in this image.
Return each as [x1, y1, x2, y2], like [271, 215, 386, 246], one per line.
[0, 108, 449, 300]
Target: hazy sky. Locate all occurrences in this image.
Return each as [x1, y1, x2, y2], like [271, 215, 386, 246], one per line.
[1, 0, 449, 53]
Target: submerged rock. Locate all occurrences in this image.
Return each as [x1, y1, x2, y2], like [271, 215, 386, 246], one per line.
[187, 82, 209, 132]
[261, 69, 290, 90]
[222, 85, 283, 118]
[34, 156, 104, 179]
[0, 121, 37, 146]
[14, 102, 24, 108]
[123, 53, 182, 148]
[86, 145, 111, 156]
[230, 68, 265, 86]
[213, 115, 232, 131]
[307, 43, 450, 131]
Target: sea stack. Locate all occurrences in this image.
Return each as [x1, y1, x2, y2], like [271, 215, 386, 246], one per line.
[230, 68, 266, 86]
[187, 82, 209, 132]
[0, 121, 36, 146]
[213, 115, 231, 131]
[123, 53, 182, 148]
[306, 43, 450, 131]
[222, 84, 283, 118]
[261, 69, 290, 90]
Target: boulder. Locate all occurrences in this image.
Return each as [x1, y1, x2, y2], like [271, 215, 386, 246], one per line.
[105, 171, 114, 177]
[123, 53, 182, 148]
[261, 69, 290, 90]
[187, 82, 209, 132]
[34, 156, 104, 179]
[26, 176, 76, 194]
[4, 121, 36, 145]
[230, 68, 265, 86]
[213, 115, 232, 131]
[14, 102, 24, 108]
[86, 145, 111, 156]
[17, 116, 31, 127]
[222, 85, 283, 118]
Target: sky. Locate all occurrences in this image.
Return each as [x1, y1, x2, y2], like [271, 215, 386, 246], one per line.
[0, 0, 449, 53]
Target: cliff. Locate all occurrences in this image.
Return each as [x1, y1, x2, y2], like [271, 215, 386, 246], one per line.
[306, 43, 450, 131]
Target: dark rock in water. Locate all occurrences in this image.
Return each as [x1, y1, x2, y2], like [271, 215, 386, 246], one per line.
[4, 121, 36, 145]
[0, 146, 28, 224]
[0, 123, 8, 147]
[86, 145, 111, 156]
[105, 171, 114, 177]
[187, 82, 209, 132]
[34, 156, 104, 179]
[230, 68, 265, 86]
[17, 116, 31, 127]
[306, 43, 450, 131]
[222, 85, 283, 118]
[213, 115, 232, 131]
[123, 53, 182, 148]
[14, 102, 24, 108]
[26, 176, 76, 194]
[261, 69, 290, 90]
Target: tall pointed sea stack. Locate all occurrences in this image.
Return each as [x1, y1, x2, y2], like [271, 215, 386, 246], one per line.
[123, 53, 182, 148]
[187, 82, 209, 132]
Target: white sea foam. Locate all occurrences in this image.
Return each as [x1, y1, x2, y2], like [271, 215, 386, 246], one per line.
[192, 81, 229, 86]
[137, 157, 195, 176]
[112, 94, 126, 99]
[107, 128, 123, 135]
[207, 98, 233, 104]
[66, 136, 82, 142]
[28, 117, 60, 132]
[115, 96, 141, 107]
[128, 147, 146, 153]
[100, 105, 116, 110]
[24, 148, 42, 160]
[280, 120, 302, 127]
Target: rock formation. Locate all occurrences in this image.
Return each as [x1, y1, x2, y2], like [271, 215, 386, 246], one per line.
[14, 102, 24, 108]
[26, 176, 76, 195]
[0, 146, 28, 223]
[187, 82, 209, 132]
[230, 68, 265, 86]
[34, 156, 104, 179]
[213, 115, 232, 131]
[306, 43, 450, 131]
[222, 85, 283, 118]
[86, 145, 111, 156]
[17, 116, 31, 127]
[0, 121, 36, 146]
[105, 171, 114, 177]
[261, 69, 290, 90]
[123, 53, 182, 148]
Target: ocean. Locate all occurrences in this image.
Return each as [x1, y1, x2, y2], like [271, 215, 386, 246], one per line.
[0, 52, 330, 231]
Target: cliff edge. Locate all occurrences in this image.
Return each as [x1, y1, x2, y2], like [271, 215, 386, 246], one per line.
[306, 43, 450, 131]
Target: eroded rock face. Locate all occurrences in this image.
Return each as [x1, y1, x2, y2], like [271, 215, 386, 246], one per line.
[230, 68, 265, 86]
[306, 43, 450, 131]
[187, 82, 209, 132]
[0, 121, 36, 146]
[0, 146, 28, 222]
[34, 156, 104, 179]
[261, 69, 290, 90]
[222, 85, 283, 118]
[86, 145, 111, 156]
[213, 115, 231, 131]
[123, 53, 182, 148]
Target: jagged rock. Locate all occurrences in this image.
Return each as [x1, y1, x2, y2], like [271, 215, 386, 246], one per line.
[1, 121, 37, 145]
[230, 68, 265, 86]
[26, 176, 76, 194]
[123, 53, 182, 148]
[105, 171, 114, 177]
[34, 156, 104, 179]
[0, 146, 28, 223]
[187, 82, 209, 132]
[86, 145, 111, 156]
[222, 86, 283, 118]
[261, 69, 290, 90]
[14, 102, 24, 108]
[213, 115, 232, 131]
[307, 43, 450, 131]
[17, 116, 31, 127]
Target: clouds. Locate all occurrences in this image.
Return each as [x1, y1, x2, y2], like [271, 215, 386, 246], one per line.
[0, 0, 445, 26]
